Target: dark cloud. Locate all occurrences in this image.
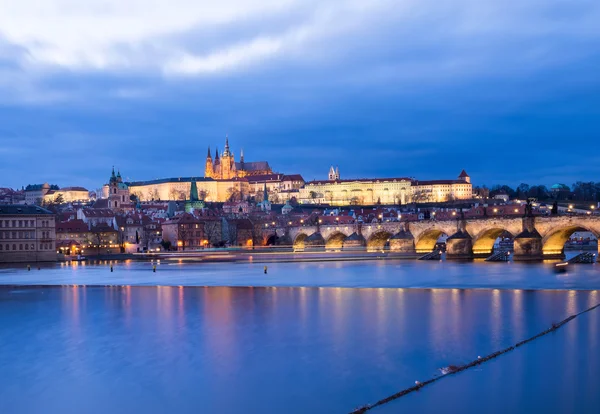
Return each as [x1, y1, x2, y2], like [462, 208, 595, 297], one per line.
[0, 0, 599, 190]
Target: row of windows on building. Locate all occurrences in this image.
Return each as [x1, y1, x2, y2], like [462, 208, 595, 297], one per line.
[0, 219, 52, 228]
[0, 231, 36, 240]
[0, 243, 54, 251]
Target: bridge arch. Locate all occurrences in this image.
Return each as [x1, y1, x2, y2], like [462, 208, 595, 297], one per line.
[367, 231, 393, 251]
[472, 228, 515, 256]
[325, 232, 347, 250]
[415, 229, 449, 253]
[542, 225, 599, 256]
[293, 233, 310, 250]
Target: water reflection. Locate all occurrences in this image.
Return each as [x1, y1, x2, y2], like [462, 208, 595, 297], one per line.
[1, 286, 599, 414]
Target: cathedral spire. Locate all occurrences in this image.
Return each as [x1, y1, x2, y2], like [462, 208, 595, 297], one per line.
[223, 135, 231, 157]
[215, 148, 219, 161]
[207, 146, 212, 159]
[240, 148, 244, 163]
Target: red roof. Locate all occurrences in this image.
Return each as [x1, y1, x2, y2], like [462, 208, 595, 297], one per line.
[56, 219, 89, 233]
[308, 177, 413, 185]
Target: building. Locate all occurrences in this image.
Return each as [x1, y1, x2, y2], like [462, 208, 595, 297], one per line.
[162, 213, 205, 250]
[25, 183, 58, 205]
[0, 205, 57, 263]
[128, 177, 249, 203]
[246, 174, 305, 202]
[56, 219, 91, 255]
[77, 208, 117, 229]
[412, 170, 472, 203]
[104, 168, 131, 209]
[43, 187, 90, 204]
[204, 137, 273, 179]
[298, 169, 472, 206]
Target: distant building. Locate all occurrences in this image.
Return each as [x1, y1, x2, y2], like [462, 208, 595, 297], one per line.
[298, 169, 472, 206]
[0, 205, 57, 263]
[127, 176, 249, 203]
[43, 187, 90, 204]
[205, 137, 273, 179]
[25, 183, 57, 205]
[106, 168, 131, 209]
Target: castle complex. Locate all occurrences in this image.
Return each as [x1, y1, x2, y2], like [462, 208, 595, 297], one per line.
[204, 137, 272, 179]
[102, 137, 473, 206]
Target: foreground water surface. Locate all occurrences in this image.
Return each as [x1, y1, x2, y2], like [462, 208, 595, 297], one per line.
[1, 260, 599, 413]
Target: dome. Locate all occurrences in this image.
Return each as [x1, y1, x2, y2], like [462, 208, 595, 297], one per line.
[551, 184, 569, 190]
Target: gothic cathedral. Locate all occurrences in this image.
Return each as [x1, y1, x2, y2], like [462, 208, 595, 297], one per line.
[204, 136, 273, 179]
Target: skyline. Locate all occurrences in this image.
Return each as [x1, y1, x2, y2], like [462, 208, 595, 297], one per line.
[1, 0, 599, 189]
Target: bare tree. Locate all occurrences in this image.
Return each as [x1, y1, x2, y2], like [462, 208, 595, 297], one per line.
[411, 189, 432, 203]
[225, 219, 238, 246]
[198, 190, 209, 201]
[226, 187, 241, 202]
[178, 223, 191, 251]
[203, 220, 221, 246]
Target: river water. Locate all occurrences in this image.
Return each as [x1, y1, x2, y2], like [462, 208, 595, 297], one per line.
[1, 259, 599, 413]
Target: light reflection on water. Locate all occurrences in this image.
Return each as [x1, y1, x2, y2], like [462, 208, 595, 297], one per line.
[0, 258, 599, 290]
[1, 285, 599, 413]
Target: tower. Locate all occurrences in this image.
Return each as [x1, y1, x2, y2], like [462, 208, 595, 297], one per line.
[328, 166, 337, 181]
[335, 166, 340, 180]
[458, 170, 470, 184]
[204, 146, 213, 178]
[108, 166, 128, 209]
[219, 135, 236, 179]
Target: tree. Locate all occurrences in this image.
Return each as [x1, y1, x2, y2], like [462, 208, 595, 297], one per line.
[517, 183, 530, 200]
[551, 201, 558, 215]
[411, 189, 432, 203]
[203, 220, 221, 246]
[160, 240, 172, 251]
[178, 223, 191, 251]
[54, 193, 65, 205]
[198, 190, 209, 201]
[349, 196, 360, 206]
[224, 219, 238, 246]
[226, 187, 241, 202]
[309, 191, 318, 202]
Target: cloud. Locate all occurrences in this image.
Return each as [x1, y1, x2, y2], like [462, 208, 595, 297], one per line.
[0, 0, 599, 188]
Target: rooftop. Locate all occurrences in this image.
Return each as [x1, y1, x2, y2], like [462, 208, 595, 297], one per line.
[0, 205, 54, 215]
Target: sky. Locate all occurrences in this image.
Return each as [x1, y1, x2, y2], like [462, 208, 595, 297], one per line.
[0, 0, 599, 191]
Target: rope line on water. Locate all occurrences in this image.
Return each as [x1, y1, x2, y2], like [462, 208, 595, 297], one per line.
[350, 302, 600, 413]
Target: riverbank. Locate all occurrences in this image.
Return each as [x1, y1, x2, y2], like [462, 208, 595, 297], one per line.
[64, 249, 421, 265]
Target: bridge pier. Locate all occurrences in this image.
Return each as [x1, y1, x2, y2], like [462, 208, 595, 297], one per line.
[446, 230, 474, 260]
[389, 229, 416, 253]
[513, 217, 544, 261]
[343, 232, 366, 250]
[304, 232, 325, 251]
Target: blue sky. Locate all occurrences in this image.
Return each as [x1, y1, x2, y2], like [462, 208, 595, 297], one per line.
[0, 0, 599, 191]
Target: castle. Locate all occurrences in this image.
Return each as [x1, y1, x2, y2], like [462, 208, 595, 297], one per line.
[205, 137, 273, 179]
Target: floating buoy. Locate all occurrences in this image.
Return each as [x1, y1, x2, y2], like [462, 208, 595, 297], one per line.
[264, 266, 268, 274]
[153, 265, 156, 273]
[110, 265, 113, 272]
[27, 265, 31, 271]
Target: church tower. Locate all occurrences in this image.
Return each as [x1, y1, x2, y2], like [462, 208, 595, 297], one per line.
[328, 166, 340, 181]
[220, 136, 236, 179]
[204, 146, 213, 178]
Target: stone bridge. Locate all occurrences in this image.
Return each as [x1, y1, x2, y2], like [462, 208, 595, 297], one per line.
[265, 215, 600, 260]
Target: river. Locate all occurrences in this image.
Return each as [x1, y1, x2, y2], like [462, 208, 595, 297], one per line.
[0, 259, 599, 413]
